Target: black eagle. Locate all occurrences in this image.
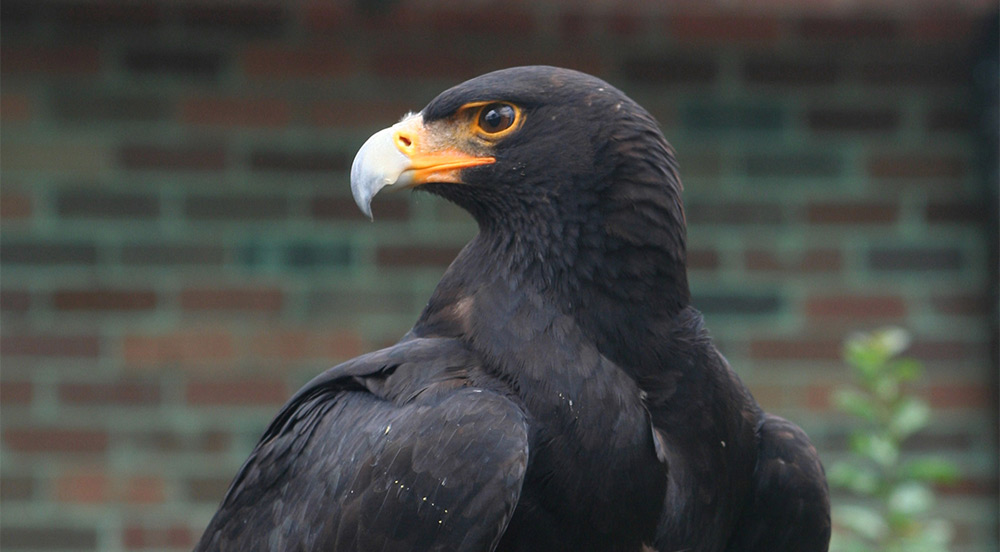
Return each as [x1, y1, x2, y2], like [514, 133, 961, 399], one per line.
[195, 66, 830, 552]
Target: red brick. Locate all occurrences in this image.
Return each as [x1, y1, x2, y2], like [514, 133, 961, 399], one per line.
[930, 293, 990, 316]
[125, 475, 165, 504]
[687, 201, 784, 225]
[0, 527, 97, 548]
[311, 195, 410, 221]
[0, 46, 101, 75]
[805, 295, 907, 319]
[745, 249, 843, 273]
[426, 7, 535, 35]
[186, 476, 231, 503]
[0, 94, 31, 122]
[123, 524, 194, 549]
[315, 330, 365, 360]
[54, 289, 158, 311]
[1, 241, 98, 265]
[0, 476, 35, 500]
[558, 11, 593, 38]
[122, 331, 235, 367]
[620, 55, 718, 85]
[120, 145, 227, 171]
[745, 250, 782, 271]
[743, 58, 839, 86]
[669, 14, 782, 42]
[909, 340, 980, 362]
[0, 381, 33, 405]
[244, 46, 352, 78]
[486, 47, 608, 83]
[798, 17, 899, 40]
[55, 471, 110, 503]
[799, 249, 843, 272]
[807, 108, 900, 132]
[750, 338, 842, 361]
[372, 44, 477, 80]
[803, 385, 833, 410]
[927, 384, 994, 409]
[606, 10, 643, 35]
[307, 289, 413, 318]
[249, 151, 351, 173]
[54, 2, 163, 28]
[248, 330, 365, 362]
[806, 202, 899, 224]
[182, 96, 291, 128]
[910, 15, 977, 41]
[303, 3, 351, 31]
[1, 290, 31, 313]
[927, 107, 971, 132]
[121, 243, 226, 266]
[869, 247, 963, 271]
[868, 154, 965, 180]
[56, 190, 160, 219]
[925, 201, 988, 224]
[4, 428, 109, 453]
[186, 379, 289, 406]
[0, 335, 100, 358]
[59, 382, 161, 406]
[5, 142, 107, 174]
[310, 99, 415, 128]
[181, 4, 287, 34]
[376, 245, 463, 268]
[0, 191, 32, 220]
[319, 330, 365, 359]
[247, 331, 311, 361]
[124, 48, 222, 77]
[351, 3, 420, 31]
[861, 59, 967, 87]
[937, 479, 1000, 504]
[180, 287, 284, 312]
[905, 430, 974, 452]
[184, 194, 288, 220]
[749, 384, 785, 409]
[131, 430, 230, 454]
[686, 248, 720, 271]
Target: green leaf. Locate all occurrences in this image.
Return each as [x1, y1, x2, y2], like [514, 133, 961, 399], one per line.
[844, 335, 885, 380]
[902, 458, 960, 484]
[889, 397, 930, 438]
[829, 531, 868, 552]
[873, 374, 900, 403]
[873, 327, 911, 356]
[852, 433, 898, 467]
[890, 358, 923, 382]
[828, 462, 879, 495]
[834, 389, 877, 422]
[919, 519, 954, 546]
[834, 504, 887, 541]
[888, 481, 934, 516]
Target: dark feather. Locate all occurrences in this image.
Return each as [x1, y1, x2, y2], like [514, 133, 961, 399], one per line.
[195, 66, 829, 552]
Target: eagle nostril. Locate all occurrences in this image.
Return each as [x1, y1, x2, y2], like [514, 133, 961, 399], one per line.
[394, 132, 413, 152]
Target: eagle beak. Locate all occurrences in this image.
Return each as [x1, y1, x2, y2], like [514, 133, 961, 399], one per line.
[350, 113, 495, 220]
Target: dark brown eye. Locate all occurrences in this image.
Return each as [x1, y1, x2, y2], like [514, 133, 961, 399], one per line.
[478, 103, 516, 134]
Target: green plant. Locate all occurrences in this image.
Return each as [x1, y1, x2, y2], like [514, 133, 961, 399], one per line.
[829, 328, 960, 552]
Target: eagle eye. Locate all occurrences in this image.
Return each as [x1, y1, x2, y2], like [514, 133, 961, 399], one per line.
[477, 103, 517, 135]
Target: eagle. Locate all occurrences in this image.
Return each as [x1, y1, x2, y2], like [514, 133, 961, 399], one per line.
[195, 66, 830, 552]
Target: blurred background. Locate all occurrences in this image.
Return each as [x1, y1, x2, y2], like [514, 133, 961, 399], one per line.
[1, 0, 997, 550]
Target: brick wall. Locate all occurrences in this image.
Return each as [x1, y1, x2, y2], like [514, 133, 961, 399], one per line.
[1, 2, 996, 550]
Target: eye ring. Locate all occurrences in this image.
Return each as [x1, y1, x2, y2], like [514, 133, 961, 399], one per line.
[477, 103, 517, 135]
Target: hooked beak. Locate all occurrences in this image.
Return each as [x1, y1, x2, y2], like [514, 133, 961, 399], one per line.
[350, 113, 495, 219]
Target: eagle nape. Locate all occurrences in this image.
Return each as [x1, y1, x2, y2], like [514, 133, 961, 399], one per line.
[195, 66, 830, 552]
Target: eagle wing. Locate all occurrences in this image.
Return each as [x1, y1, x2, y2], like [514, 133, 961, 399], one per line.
[728, 413, 832, 551]
[195, 338, 529, 552]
